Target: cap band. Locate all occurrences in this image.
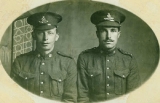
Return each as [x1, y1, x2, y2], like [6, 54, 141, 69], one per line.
[90, 10, 125, 27]
[27, 12, 62, 30]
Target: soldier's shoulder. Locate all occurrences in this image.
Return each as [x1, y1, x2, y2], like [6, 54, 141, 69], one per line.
[57, 51, 73, 59]
[80, 47, 97, 54]
[13, 51, 34, 62]
[16, 51, 34, 58]
[117, 48, 133, 58]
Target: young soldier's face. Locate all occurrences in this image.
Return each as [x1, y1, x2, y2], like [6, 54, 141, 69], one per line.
[96, 26, 120, 50]
[33, 28, 59, 51]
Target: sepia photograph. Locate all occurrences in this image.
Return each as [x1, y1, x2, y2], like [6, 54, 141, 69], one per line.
[0, 0, 159, 103]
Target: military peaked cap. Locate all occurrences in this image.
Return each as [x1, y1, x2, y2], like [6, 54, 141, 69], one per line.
[27, 12, 62, 30]
[91, 9, 125, 27]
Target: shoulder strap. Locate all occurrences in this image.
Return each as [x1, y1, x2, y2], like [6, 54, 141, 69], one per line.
[57, 51, 73, 59]
[118, 48, 133, 58]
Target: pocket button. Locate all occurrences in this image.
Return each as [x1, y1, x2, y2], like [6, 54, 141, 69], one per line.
[40, 91, 43, 93]
[25, 77, 27, 80]
[49, 54, 52, 57]
[58, 79, 62, 82]
[41, 63, 45, 65]
[107, 76, 110, 79]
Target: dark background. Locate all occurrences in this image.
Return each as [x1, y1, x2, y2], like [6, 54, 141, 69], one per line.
[0, 1, 159, 84]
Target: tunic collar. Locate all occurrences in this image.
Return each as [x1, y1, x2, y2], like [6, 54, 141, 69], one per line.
[97, 46, 116, 56]
[33, 49, 57, 59]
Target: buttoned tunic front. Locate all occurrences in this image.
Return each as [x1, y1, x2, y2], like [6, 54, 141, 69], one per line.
[10, 50, 77, 102]
[77, 47, 140, 102]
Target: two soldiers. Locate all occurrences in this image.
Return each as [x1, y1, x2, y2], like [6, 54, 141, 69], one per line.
[10, 10, 140, 102]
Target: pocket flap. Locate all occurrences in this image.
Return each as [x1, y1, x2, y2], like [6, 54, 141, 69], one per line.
[86, 69, 101, 77]
[19, 72, 36, 79]
[114, 69, 130, 78]
[49, 71, 66, 82]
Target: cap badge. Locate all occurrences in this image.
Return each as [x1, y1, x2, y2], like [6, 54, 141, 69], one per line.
[104, 13, 114, 21]
[39, 16, 48, 24]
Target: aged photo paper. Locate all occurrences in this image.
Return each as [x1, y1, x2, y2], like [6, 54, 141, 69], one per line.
[0, 0, 159, 103]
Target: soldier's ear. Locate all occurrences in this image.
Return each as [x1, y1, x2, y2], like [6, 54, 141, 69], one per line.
[118, 31, 121, 38]
[55, 34, 59, 41]
[55, 28, 59, 41]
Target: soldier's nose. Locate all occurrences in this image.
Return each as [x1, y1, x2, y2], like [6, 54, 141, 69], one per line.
[43, 33, 48, 40]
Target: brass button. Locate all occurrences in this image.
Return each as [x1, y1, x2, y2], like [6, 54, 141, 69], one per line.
[25, 77, 27, 79]
[40, 91, 43, 93]
[107, 76, 110, 79]
[58, 79, 62, 82]
[107, 60, 109, 62]
[107, 93, 109, 95]
[41, 72, 44, 75]
[49, 54, 52, 57]
[107, 84, 109, 87]
[41, 63, 45, 65]
[106, 67, 109, 70]
[123, 75, 125, 78]
[41, 82, 44, 84]
[37, 54, 40, 57]
[90, 74, 93, 77]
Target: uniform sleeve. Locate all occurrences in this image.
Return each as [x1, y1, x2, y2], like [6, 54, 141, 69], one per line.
[77, 54, 90, 103]
[10, 57, 22, 85]
[126, 57, 141, 93]
[62, 59, 77, 103]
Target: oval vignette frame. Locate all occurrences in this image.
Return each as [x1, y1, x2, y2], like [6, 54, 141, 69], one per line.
[0, 0, 159, 102]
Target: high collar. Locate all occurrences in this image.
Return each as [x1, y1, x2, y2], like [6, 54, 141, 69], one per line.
[97, 46, 116, 56]
[33, 49, 57, 59]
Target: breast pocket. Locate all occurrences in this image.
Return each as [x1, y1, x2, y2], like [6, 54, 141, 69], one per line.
[18, 71, 36, 91]
[86, 69, 102, 93]
[114, 69, 130, 95]
[49, 72, 67, 96]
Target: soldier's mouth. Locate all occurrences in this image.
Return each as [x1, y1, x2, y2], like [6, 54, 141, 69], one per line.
[42, 43, 49, 45]
[103, 40, 114, 43]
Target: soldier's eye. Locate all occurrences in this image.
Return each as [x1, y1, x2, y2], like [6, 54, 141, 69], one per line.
[47, 31, 55, 35]
[111, 29, 117, 32]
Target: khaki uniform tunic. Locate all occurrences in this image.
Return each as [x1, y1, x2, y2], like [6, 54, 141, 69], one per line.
[77, 47, 140, 102]
[10, 50, 77, 102]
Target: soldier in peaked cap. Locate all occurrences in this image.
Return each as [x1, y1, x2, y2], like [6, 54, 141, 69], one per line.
[10, 12, 77, 102]
[77, 10, 141, 102]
